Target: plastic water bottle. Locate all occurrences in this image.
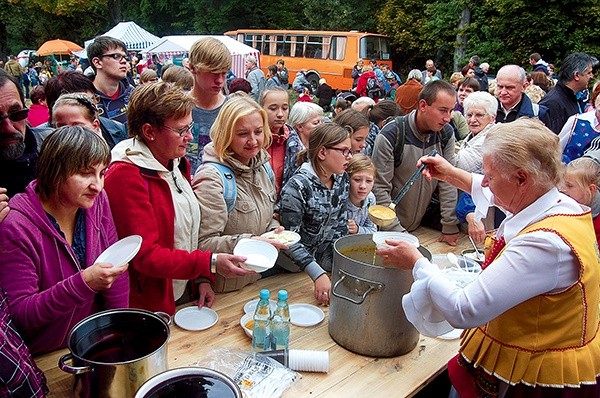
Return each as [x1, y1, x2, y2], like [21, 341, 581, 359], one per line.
[252, 289, 271, 351]
[270, 289, 290, 350]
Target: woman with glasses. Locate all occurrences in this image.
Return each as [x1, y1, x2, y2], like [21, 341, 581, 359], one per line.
[454, 91, 498, 244]
[0, 126, 129, 355]
[192, 96, 289, 293]
[278, 123, 352, 305]
[104, 82, 253, 315]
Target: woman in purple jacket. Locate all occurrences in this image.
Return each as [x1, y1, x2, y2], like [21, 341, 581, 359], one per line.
[0, 126, 129, 355]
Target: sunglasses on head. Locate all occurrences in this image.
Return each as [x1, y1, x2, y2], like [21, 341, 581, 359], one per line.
[0, 108, 29, 122]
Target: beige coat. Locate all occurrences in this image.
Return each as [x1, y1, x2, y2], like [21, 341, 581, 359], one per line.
[192, 143, 279, 291]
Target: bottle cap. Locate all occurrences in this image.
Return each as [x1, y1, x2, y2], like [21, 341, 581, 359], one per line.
[278, 290, 288, 301]
[259, 289, 270, 299]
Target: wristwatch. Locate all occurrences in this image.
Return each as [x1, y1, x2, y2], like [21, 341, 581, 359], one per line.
[210, 253, 218, 274]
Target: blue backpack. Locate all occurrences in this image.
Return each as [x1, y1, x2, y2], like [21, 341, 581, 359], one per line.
[203, 162, 275, 212]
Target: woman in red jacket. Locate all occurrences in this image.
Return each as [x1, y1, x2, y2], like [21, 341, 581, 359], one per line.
[104, 82, 253, 315]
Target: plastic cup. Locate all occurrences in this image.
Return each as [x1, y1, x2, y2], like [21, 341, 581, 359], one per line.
[288, 349, 329, 373]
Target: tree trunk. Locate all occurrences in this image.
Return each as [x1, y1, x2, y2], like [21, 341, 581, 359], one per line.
[454, 6, 471, 71]
[108, 0, 122, 26]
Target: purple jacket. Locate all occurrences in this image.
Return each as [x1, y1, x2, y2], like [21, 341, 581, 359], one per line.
[0, 181, 129, 355]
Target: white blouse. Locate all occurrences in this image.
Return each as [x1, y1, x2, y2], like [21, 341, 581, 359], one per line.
[402, 174, 582, 336]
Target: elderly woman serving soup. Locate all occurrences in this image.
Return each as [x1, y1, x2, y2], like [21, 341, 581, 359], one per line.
[378, 118, 600, 397]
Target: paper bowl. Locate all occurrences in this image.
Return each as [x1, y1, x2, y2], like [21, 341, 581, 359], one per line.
[461, 249, 485, 264]
[233, 238, 278, 272]
[240, 313, 253, 338]
[372, 231, 419, 249]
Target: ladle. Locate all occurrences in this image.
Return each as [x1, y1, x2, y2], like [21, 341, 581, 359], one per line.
[368, 149, 438, 227]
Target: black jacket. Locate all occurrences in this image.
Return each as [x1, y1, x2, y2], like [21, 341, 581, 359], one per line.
[0, 126, 38, 197]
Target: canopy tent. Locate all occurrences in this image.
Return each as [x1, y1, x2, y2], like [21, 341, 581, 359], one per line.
[84, 21, 159, 53]
[142, 35, 260, 80]
[36, 39, 83, 56]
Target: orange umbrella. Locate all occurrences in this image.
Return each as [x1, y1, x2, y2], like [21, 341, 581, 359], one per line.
[36, 39, 83, 56]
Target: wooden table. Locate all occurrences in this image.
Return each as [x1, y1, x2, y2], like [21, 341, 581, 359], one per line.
[35, 228, 472, 397]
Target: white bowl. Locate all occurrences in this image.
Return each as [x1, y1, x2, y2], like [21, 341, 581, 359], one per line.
[240, 313, 253, 338]
[233, 238, 278, 272]
[372, 232, 419, 249]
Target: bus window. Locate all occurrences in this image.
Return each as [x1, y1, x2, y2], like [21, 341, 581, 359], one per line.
[244, 34, 263, 52]
[360, 36, 391, 61]
[306, 35, 325, 59]
[329, 36, 347, 61]
[274, 35, 286, 56]
[291, 35, 305, 57]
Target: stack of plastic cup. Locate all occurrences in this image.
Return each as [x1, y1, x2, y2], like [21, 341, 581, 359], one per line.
[288, 349, 329, 373]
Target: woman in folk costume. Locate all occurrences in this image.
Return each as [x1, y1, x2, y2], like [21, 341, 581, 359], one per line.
[377, 118, 600, 397]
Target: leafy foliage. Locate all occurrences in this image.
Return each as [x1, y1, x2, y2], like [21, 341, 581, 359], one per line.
[1, 0, 599, 80]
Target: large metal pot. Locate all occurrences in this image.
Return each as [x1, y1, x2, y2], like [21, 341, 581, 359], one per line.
[329, 234, 430, 357]
[59, 308, 171, 398]
[134, 367, 242, 398]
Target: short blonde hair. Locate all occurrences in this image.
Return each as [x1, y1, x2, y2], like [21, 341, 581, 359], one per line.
[210, 96, 272, 161]
[483, 118, 562, 189]
[127, 82, 195, 142]
[361, 65, 373, 73]
[189, 37, 231, 72]
[347, 153, 376, 177]
[449, 72, 464, 87]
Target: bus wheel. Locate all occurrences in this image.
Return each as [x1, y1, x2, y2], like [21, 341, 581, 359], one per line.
[306, 73, 319, 92]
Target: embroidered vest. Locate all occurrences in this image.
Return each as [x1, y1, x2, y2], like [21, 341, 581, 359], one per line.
[460, 212, 600, 387]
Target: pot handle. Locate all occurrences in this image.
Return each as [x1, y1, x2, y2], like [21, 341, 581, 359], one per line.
[155, 311, 172, 326]
[331, 269, 384, 305]
[58, 353, 93, 374]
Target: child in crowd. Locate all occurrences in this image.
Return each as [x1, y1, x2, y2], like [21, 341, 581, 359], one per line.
[279, 123, 352, 305]
[346, 153, 377, 234]
[560, 157, 600, 246]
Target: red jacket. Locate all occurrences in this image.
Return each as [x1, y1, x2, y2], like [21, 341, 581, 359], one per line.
[105, 160, 214, 315]
[356, 70, 376, 98]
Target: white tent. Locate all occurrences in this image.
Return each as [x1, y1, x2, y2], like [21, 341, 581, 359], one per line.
[142, 35, 260, 80]
[84, 21, 160, 53]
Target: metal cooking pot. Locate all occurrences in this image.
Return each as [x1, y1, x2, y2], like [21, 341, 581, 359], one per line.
[329, 234, 430, 357]
[134, 367, 242, 398]
[59, 308, 171, 398]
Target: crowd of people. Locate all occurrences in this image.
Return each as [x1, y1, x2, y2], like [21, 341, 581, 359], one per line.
[0, 35, 599, 397]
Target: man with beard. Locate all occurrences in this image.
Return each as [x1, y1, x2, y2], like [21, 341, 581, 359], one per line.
[0, 69, 37, 197]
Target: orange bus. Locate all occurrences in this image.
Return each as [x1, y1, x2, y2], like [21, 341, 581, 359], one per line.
[224, 29, 392, 91]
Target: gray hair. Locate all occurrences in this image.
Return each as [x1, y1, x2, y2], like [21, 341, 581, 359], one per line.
[463, 91, 498, 117]
[497, 65, 527, 84]
[408, 69, 422, 82]
[482, 119, 562, 189]
[246, 55, 257, 65]
[351, 96, 376, 111]
[558, 52, 595, 83]
[288, 101, 323, 128]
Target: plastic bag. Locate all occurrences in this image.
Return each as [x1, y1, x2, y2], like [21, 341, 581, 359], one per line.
[194, 348, 300, 398]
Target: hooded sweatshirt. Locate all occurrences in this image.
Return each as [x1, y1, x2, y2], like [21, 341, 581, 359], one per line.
[0, 181, 129, 355]
[95, 80, 134, 124]
[105, 138, 211, 315]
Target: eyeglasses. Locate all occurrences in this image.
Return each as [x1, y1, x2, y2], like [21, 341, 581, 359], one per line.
[100, 53, 129, 62]
[328, 146, 352, 157]
[465, 112, 489, 120]
[163, 121, 194, 137]
[0, 108, 29, 123]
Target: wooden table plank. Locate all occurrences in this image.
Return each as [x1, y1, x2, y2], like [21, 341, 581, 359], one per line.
[35, 227, 471, 397]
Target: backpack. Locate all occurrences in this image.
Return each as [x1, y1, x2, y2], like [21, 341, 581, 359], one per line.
[366, 76, 381, 99]
[384, 115, 454, 168]
[203, 162, 275, 213]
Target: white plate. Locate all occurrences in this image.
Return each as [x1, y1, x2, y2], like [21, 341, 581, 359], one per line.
[174, 306, 219, 331]
[289, 303, 324, 327]
[437, 328, 463, 340]
[95, 235, 142, 267]
[243, 298, 277, 314]
[261, 230, 301, 245]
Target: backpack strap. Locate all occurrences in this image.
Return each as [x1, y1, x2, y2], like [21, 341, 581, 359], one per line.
[203, 162, 237, 213]
[263, 161, 275, 185]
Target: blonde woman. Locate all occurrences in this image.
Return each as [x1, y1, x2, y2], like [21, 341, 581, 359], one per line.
[192, 96, 287, 292]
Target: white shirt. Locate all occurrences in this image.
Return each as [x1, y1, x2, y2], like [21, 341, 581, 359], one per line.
[402, 174, 582, 336]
